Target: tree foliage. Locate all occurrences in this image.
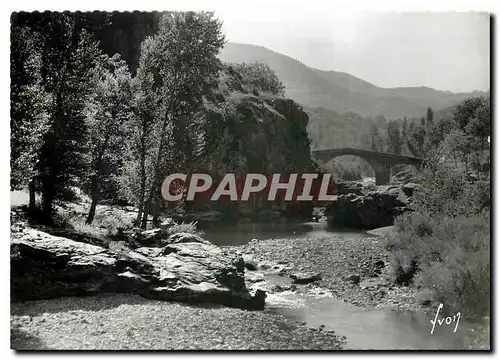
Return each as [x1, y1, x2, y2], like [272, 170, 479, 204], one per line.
[83, 53, 133, 223]
[10, 24, 50, 193]
[230, 62, 285, 96]
[11, 12, 100, 220]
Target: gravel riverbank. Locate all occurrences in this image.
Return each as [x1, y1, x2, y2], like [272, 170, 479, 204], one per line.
[11, 293, 345, 350]
[230, 234, 418, 310]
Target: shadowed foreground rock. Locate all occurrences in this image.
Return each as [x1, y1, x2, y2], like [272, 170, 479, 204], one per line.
[11, 229, 265, 310]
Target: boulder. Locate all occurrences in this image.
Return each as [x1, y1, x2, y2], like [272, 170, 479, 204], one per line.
[11, 228, 265, 310]
[346, 274, 361, 284]
[290, 272, 322, 284]
[131, 228, 166, 247]
[242, 254, 259, 271]
[325, 185, 412, 229]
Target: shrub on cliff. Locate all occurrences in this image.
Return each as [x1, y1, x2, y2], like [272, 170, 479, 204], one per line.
[229, 62, 285, 96]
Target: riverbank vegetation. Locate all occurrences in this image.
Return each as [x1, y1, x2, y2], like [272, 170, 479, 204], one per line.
[386, 95, 490, 319]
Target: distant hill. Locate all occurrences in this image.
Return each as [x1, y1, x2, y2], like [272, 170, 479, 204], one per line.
[219, 42, 483, 119]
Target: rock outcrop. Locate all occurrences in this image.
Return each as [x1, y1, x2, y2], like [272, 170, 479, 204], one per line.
[182, 67, 316, 221]
[325, 185, 414, 229]
[11, 228, 265, 310]
[333, 181, 364, 196]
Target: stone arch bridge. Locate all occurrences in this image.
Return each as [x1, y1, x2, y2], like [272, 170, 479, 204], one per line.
[312, 148, 424, 185]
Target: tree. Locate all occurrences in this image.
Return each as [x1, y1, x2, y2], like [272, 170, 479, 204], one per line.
[230, 62, 285, 96]
[132, 11, 225, 228]
[121, 55, 162, 226]
[387, 120, 403, 154]
[369, 124, 384, 152]
[10, 22, 51, 212]
[13, 13, 100, 221]
[443, 129, 472, 171]
[406, 119, 426, 157]
[453, 97, 485, 131]
[83, 54, 133, 224]
[465, 96, 490, 168]
[425, 107, 434, 127]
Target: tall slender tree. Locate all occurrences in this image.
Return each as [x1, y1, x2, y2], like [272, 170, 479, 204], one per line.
[84, 54, 133, 224]
[130, 12, 225, 228]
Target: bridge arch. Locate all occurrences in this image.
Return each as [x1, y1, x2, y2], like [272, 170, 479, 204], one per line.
[312, 148, 424, 185]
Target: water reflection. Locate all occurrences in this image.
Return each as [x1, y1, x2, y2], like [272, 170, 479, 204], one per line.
[266, 293, 476, 350]
[201, 220, 371, 246]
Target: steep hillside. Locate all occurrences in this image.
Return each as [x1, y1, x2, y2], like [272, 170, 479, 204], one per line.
[304, 106, 392, 151]
[219, 42, 480, 119]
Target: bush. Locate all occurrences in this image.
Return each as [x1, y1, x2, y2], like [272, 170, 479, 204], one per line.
[388, 158, 490, 317]
[413, 160, 490, 217]
[332, 161, 363, 181]
[392, 209, 490, 316]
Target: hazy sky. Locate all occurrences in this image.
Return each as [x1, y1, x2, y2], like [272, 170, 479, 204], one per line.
[215, 10, 490, 93]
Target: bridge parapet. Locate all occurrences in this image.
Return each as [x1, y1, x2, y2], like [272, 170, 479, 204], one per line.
[312, 148, 424, 185]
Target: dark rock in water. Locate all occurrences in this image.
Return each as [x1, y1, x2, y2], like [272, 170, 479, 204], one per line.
[11, 228, 265, 310]
[242, 255, 258, 271]
[401, 182, 418, 198]
[325, 185, 412, 229]
[257, 263, 271, 270]
[346, 274, 361, 284]
[374, 260, 385, 269]
[419, 299, 431, 307]
[290, 272, 322, 284]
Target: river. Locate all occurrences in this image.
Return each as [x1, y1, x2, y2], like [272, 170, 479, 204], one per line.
[202, 220, 484, 350]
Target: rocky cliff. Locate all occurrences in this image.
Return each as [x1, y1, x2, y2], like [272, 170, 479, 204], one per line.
[181, 66, 317, 220]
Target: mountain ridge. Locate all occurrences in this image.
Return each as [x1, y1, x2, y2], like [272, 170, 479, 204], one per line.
[219, 42, 483, 119]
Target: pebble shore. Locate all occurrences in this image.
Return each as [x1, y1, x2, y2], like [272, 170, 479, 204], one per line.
[11, 293, 345, 350]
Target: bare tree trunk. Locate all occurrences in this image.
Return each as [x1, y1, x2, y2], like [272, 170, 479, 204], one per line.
[141, 191, 153, 229]
[28, 180, 36, 213]
[135, 146, 146, 226]
[86, 196, 98, 224]
[86, 175, 100, 224]
[41, 188, 53, 223]
[152, 194, 161, 227]
[141, 109, 171, 229]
